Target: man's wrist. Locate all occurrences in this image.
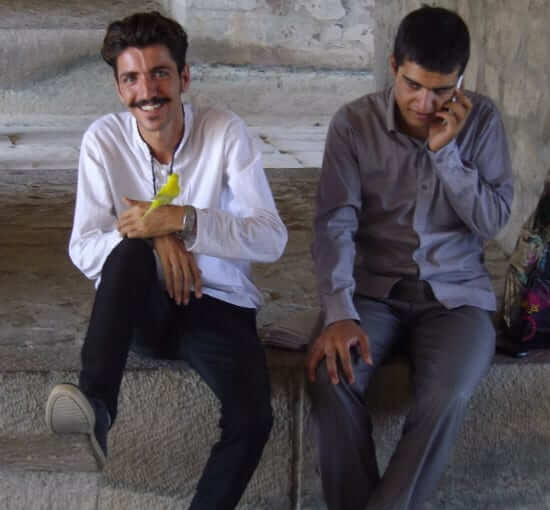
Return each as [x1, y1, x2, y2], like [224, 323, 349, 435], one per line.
[175, 205, 197, 243]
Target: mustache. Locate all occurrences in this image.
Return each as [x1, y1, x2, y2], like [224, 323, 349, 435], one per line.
[130, 97, 170, 108]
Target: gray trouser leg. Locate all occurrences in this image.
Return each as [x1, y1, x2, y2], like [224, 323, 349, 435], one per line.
[310, 288, 495, 510]
[308, 298, 405, 510]
[366, 304, 495, 510]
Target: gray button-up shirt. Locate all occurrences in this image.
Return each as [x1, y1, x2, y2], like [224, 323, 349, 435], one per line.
[312, 87, 514, 326]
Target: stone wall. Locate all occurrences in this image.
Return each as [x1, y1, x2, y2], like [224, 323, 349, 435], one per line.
[2, 0, 547, 251]
[371, 0, 550, 253]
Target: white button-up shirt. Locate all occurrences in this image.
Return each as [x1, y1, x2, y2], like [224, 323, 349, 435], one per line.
[69, 102, 288, 308]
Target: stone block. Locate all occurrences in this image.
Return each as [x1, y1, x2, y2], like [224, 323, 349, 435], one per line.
[0, 435, 98, 472]
[486, 10, 523, 60]
[502, 73, 543, 120]
[0, 471, 99, 510]
[0, 0, 165, 29]
[102, 366, 297, 508]
[0, 58, 374, 120]
[302, 358, 550, 510]
[182, 0, 375, 69]
[0, 29, 103, 89]
[98, 486, 188, 510]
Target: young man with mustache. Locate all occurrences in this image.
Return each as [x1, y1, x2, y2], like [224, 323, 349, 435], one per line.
[307, 6, 513, 510]
[45, 11, 287, 510]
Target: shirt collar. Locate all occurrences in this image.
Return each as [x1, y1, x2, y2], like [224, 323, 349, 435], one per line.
[384, 86, 428, 149]
[385, 86, 398, 133]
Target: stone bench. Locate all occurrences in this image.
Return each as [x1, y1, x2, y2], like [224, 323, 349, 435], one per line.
[1, 165, 550, 509]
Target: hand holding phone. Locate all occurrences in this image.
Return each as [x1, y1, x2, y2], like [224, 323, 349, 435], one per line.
[428, 74, 471, 151]
[451, 75, 464, 102]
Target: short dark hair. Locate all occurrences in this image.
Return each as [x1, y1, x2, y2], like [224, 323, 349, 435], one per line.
[393, 5, 470, 76]
[101, 11, 188, 76]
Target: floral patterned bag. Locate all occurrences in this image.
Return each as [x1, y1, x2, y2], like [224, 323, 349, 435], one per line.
[502, 191, 550, 349]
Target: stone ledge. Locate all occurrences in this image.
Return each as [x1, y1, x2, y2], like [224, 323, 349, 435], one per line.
[1, 350, 549, 509]
[0, 435, 99, 472]
[0, 116, 327, 170]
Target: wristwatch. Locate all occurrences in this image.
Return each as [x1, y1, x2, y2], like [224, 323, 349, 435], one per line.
[175, 205, 197, 243]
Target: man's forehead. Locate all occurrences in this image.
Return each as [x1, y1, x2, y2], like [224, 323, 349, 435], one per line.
[116, 44, 176, 72]
[398, 59, 460, 88]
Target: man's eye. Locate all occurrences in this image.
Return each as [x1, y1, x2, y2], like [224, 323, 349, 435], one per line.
[122, 76, 136, 84]
[154, 69, 169, 78]
[407, 81, 420, 90]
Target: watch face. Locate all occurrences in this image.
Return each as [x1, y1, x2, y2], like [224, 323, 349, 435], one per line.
[180, 205, 196, 240]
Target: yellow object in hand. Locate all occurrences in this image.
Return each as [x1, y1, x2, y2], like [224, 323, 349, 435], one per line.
[144, 174, 181, 216]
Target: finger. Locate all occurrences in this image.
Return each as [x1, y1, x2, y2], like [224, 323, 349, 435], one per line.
[325, 348, 339, 385]
[122, 197, 133, 207]
[358, 334, 373, 366]
[306, 343, 323, 383]
[434, 110, 457, 129]
[447, 101, 467, 124]
[172, 258, 183, 305]
[160, 254, 174, 300]
[338, 344, 355, 384]
[188, 255, 203, 298]
[181, 255, 192, 305]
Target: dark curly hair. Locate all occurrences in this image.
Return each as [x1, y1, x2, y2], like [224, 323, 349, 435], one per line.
[101, 11, 188, 76]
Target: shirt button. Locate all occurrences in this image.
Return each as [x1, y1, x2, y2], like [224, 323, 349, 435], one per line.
[421, 184, 428, 191]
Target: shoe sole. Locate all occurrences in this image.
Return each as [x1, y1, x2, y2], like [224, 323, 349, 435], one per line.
[45, 383, 106, 468]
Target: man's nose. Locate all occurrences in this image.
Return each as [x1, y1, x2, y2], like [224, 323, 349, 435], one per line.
[137, 75, 157, 98]
[416, 88, 437, 112]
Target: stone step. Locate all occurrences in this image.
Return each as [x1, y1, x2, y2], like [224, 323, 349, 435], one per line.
[1, 346, 550, 510]
[0, 470, 101, 510]
[0, 0, 376, 73]
[2, 162, 549, 508]
[0, 54, 372, 118]
[0, 116, 328, 170]
[0, 434, 99, 472]
[0, 356, 304, 509]
[0, 1, 163, 30]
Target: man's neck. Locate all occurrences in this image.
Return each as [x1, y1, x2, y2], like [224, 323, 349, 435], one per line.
[139, 110, 184, 164]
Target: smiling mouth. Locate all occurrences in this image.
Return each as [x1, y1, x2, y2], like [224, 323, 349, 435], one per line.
[140, 103, 163, 112]
[132, 97, 170, 112]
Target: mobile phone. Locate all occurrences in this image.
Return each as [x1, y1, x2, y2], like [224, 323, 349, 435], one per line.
[451, 75, 464, 102]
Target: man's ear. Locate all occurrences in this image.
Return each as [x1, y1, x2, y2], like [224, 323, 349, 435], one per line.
[180, 64, 191, 94]
[389, 55, 398, 77]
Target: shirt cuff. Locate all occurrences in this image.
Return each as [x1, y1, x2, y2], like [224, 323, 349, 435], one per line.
[428, 140, 470, 173]
[321, 289, 360, 328]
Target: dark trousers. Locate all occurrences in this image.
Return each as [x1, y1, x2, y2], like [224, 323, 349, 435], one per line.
[79, 238, 273, 510]
[309, 280, 495, 510]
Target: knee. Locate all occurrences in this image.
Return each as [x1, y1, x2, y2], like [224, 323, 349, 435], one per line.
[308, 358, 342, 401]
[102, 238, 155, 281]
[426, 373, 481, 411]
[222, 397, 273, 446]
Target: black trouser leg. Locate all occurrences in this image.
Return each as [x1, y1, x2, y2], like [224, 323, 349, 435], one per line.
[179, 296, 273, 510]
[79, 238, 161, 422]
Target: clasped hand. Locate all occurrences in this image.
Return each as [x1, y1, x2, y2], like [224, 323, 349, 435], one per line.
[306, 319, 373, 385]
[154, 234, 202, 306]
[118, 197, 181, 239]
[117, 197, 202, 305]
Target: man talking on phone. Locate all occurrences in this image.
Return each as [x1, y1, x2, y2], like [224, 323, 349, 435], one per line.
[308, 6, 513, 510]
